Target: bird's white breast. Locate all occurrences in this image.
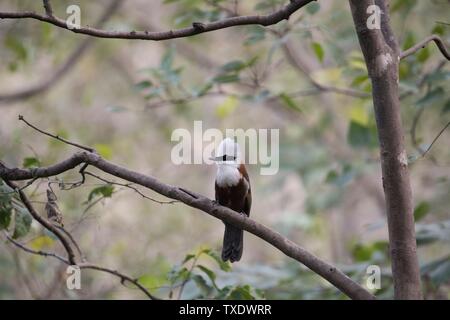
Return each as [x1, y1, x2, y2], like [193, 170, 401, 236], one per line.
[216, 165, 241, 187]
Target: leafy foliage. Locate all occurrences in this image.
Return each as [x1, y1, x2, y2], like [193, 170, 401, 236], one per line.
[146, 247, 264, 299]
[0, 180, 33, 239]
[86, 184, 114, 203]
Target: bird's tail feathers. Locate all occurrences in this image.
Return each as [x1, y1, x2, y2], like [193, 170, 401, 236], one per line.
[222, 223, 243, 263]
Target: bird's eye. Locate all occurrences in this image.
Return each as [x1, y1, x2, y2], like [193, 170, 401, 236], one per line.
[222, 155, 227, 161]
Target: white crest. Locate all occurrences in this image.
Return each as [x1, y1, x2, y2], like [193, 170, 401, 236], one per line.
[215, 137, 240, 160]
[214, 138, 241, 187]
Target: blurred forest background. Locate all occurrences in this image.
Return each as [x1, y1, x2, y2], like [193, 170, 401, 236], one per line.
[0, 0, 449, 299]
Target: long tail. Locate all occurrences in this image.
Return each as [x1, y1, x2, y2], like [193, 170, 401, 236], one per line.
[222, 223, 243, 262]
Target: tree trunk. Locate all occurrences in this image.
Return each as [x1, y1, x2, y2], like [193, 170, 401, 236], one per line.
[349, 0, 422, 299]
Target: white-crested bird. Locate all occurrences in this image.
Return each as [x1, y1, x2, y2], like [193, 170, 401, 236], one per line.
[211, 138, 251, 262]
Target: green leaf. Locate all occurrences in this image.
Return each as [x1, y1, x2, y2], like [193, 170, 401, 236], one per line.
[168, 266, 190, 284]
[193, 82, 213, 97]
[215, 96, 238, 118]
[13, 207, 32, 239]
[347, 121, 377, 148]
[245, 26, 265, 45]
[421, 256, 450, 286]
[94, 144, 113, 160]
[326, 164, 354, 187]
[306, 2, 320, 15]
[432, 24, 445, 36]
[161, 47, 175, 71]
[227, 285, 258, 300]
[87, 184, 114, 202]
[311, 42, 324, 63]
[138, 273, 167, 289]
[417, 46, 430, 63]
[0, 194, 13, 230]
[213, 74, 240, 84]
[392, 0, 417, 13]
[351, 74, 369, 87]
[348, 105, 369, 126]
[203, 249, 231, 272]
[196, 265, 218, 289]
[134, 80, 153, 91]
[29, 235, 54, 250]
[441, 99, 450, 114]
[279, 93, 302, 112]
[414, 201, 430, 221]
[5, 35, 28, 62]
[220, 60, 247, 73]
[182, 253, 196, 264]
[22, 157, 41, 168]
[352, 243, 374, 262]
[402, 32, 416, 51]
[424, 71, 450, 84]
[192, 274, 212, 296]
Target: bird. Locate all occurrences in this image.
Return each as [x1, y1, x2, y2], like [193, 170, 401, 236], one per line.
[45, 188, 64, 227]
[211, 138, 251, 263]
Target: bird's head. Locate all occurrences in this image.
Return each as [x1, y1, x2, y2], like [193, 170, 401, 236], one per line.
[210, 137, 241, 169]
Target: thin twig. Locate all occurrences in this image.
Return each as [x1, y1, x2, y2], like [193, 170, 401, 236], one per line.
[2, 179, 77, 265]
[19, 115, 95, 152]
[3, 232, 158, 299]
[421, 121, 450, 158]
[400, 35, 450, 60]
[3, 231, 68, 264]
[56, 226, 85, 262]
[84, 171, 178, 205]
[42, 0, 53, 17]
[177, 254, 200, 299]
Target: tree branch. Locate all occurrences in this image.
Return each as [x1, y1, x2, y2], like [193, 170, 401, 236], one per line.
[349, 0, 422, 299]
[400, 35, 450, 60]
[0, 151, 374, 300]
[3, 231, 158, 299]
[1, 179, 77, 265]
[4, 231, 67, 264]
[0, 0, 315, 41]
[18, 115, 95, 152]
[42, 0, 53, 17]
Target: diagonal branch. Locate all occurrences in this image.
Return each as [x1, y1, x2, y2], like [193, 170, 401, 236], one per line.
[0, 116, 374, 299]
[400, 35, 450, 60]
[0, 0, 315, 41]
[2, 179, 77, 265]
[0, 150, 374, 300]
[42, 0, 53, 17]
[18, 115, 95, 152]
[3, 231, 158, 299]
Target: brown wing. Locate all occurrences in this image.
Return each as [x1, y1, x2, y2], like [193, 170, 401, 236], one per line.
[243, 186, 251, 217]
[239, 164, 251, 217]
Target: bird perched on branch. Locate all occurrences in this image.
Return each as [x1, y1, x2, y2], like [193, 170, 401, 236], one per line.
[45, 188, 64, 227]
[211, 138, 251, 263]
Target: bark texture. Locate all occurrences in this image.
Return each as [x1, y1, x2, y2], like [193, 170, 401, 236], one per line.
[349, 0, 422, 299]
